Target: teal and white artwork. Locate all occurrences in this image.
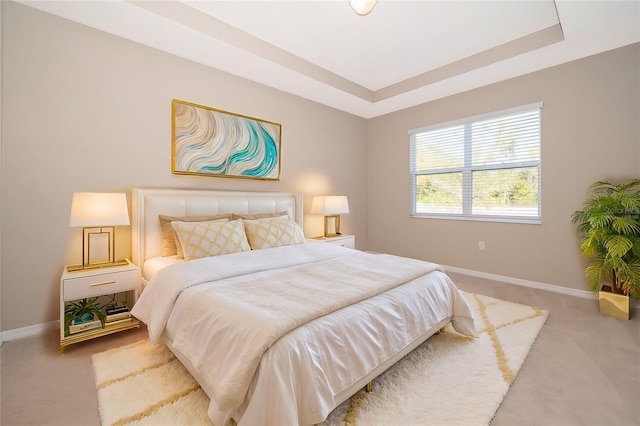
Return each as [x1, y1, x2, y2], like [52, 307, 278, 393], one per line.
[172, 99, 281, 180]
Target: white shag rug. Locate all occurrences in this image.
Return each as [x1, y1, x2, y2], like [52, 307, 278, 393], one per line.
[92, 293, 548, 426]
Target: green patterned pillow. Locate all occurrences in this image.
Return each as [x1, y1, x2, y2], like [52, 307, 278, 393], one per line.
[243, 216, 306, 250]
[171, 219, 250, 260]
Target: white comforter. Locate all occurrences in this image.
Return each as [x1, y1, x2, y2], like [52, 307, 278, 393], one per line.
[133, 243, 477, 425]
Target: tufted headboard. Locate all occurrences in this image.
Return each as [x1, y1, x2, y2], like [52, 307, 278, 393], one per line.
[131, 188, 303, 272]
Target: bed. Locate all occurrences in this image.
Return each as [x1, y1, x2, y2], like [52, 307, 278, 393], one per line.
[130, 188, 477, 425]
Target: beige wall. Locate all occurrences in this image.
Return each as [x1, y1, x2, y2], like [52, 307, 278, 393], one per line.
[2, 2, 639, 332]
[1, 2, 367, 330]
[368, 43, 640, 292]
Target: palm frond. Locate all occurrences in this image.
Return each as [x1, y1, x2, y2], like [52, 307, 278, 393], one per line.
[612, 217, 640, 235]
[589, 210, 614, 229]
[604, 235, 633, 257]
[585, 261, 606, 293]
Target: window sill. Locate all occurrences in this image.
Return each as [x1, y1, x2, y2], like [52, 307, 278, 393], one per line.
[410, 213, 541, 225]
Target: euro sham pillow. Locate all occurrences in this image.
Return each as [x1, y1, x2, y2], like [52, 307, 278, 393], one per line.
[171, 219, 251, 260]
[231, 211, 288, 220]
[159, 214, 231, 257]
[243, 216, 306, 250]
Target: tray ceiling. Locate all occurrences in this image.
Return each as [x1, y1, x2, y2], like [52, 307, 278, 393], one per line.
[20, 0, 640, 118]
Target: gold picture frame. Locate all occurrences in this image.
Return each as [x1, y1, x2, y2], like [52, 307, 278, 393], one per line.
[172, 99, 281, 180]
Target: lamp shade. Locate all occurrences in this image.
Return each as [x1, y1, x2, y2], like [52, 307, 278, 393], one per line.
[311, 196, 350, 215]
[69, 193, 130, 227]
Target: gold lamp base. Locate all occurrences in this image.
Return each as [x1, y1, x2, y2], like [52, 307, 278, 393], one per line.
[323, 214, 342, 238]
[67, 259, 129, 273]
[68, 224, 128, 273]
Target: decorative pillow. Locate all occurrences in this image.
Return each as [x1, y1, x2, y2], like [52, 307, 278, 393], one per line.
[171, 219, 251, 260]
[231, 211, 288, 220]
[243, 216, 306, 250]
[159, 214, 231, 257]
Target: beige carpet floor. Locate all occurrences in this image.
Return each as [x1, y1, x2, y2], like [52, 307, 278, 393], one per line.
[1, 273, 639, 425]
[91, 293, 548, 425]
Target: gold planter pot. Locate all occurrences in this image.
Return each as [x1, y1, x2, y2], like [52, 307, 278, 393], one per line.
[599, 287, 630, 320]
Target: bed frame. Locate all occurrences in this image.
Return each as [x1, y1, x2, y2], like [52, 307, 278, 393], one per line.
[130, 187, 452, 424]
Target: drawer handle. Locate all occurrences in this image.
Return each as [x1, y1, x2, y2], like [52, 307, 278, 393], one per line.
[90, 280, 117, 287]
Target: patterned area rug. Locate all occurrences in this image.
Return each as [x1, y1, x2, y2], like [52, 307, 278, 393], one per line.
[92, 293, 548, 426]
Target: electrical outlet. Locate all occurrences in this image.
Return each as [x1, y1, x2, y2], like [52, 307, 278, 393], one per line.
[479, 241, 485, 251]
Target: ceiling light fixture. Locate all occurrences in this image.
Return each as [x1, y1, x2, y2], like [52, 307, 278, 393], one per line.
[350, 0, 377, 16]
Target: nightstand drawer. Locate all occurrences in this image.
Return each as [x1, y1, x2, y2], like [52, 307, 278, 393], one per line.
[312, 235, 356, 249]
[63, 269, 137, 301]
[326, 236, 355, 249]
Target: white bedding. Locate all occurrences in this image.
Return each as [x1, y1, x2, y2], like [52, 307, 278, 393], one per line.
[142, 239, 321, 283]
[142, 255, 182, 282]
[132, 243, 477, 425]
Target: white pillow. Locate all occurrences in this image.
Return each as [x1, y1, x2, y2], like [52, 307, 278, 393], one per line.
[243, 216, 306, 250]
[171, 219, 250, 260]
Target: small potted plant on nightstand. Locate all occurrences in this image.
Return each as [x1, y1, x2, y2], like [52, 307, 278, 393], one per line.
[64, 297, 106, 335]
[572, 179, 640, 320]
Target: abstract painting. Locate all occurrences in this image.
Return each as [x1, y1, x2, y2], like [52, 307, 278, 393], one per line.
[172, 99, 281, 180]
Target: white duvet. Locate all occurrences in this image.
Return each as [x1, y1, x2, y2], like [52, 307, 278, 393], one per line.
[133, 243, 477, 425]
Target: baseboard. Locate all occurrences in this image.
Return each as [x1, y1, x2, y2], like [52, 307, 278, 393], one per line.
[2, 265, 639, 341]
[442, 265, 640, 310]
[1, 320, 59, 342]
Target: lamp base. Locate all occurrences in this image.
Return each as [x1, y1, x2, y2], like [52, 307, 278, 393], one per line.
[317, 233, 343, 239]
[323, 214, 342, 238]
[67, 259, 129, 273]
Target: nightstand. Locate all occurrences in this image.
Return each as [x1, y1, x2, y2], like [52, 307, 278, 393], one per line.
[60, 259, 140, 353]
[312, 234, 355, 249]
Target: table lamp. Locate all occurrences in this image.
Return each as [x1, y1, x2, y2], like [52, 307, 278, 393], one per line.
[311, 196, 349, 238]
[68, 192, 130, 272]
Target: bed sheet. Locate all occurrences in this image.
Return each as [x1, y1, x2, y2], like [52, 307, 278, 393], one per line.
[142, 255, 183, 282]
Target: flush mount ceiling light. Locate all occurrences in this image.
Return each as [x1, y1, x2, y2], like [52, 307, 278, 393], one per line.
[350, 0, 377, 16]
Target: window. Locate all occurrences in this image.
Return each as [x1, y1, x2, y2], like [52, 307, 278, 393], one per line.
[409, 103, 542, 223]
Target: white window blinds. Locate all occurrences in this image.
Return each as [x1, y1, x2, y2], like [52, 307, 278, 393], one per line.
[409, 103, 542, 223]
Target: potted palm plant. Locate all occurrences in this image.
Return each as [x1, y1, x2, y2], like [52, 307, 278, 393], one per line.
[572, 179, 640, 319]
[64, 297, 106, 335]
